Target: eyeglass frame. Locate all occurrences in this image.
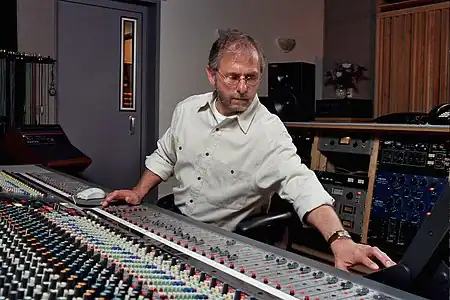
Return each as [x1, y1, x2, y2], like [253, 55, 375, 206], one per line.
[214, 68, 261, 87]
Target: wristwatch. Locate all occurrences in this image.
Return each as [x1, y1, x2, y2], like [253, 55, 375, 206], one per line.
[327, 230, 352, 245]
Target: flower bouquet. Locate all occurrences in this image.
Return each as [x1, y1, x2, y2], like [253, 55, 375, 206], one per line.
[324, 62, 369, 98]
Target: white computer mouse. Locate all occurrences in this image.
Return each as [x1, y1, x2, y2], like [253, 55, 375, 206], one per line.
[76, 187, 106, 200]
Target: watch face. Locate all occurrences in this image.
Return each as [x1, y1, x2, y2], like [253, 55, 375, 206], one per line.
[338, 230, 351, 238]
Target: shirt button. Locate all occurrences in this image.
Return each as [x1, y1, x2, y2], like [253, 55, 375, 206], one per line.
[197, 177, 201, 180]
[189, 199, 194, 203]
[205, 152, 209, 156]
[215, 128, 219, 131]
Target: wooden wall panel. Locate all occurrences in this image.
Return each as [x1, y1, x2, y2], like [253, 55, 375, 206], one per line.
[375, 2, 450, 117]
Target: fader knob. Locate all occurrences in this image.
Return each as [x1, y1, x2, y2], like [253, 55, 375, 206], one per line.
[313, 271, 324, 279]
[209, 277, 217, 288]
[327, 276, 339, 284]
[356, 287, 370, 295]
[222, 283, 229, 294]
[233, 289, 242, 300]
[341, 281, 353, 289]
[300, 266, 311, 274]
[276, 257, 287, 265]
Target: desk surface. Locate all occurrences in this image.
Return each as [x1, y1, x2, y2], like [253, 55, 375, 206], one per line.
[284, 122, 450, 133]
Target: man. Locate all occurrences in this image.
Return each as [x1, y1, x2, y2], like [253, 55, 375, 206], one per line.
[103, 29, 396, 272]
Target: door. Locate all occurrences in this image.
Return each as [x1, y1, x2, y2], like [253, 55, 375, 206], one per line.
[57, 0, 145, 189]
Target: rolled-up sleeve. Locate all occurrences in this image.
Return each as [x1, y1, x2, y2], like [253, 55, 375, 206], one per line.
[145, 106, 179, 181]
[255, 118, 334, 224]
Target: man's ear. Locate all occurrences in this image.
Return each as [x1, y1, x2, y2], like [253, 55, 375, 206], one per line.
[206, 66, 216, 86]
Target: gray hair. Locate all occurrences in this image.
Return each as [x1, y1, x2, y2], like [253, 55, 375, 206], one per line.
[208, 29, 266, 74]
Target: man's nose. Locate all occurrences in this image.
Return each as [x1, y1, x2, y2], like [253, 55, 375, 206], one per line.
[236, 79, 248, 94]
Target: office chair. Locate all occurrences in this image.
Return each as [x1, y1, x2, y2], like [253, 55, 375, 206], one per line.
[156, 193, 294, 247]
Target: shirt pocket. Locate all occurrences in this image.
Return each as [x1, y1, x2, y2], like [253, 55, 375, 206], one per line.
[202, 159, 254, 210]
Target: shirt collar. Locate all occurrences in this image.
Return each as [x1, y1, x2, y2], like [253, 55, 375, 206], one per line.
[196, 92, 260, 134]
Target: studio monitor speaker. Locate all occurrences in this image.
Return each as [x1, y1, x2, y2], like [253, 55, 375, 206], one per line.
[0, 0, 17, 51]
[266, 62, 315, 122]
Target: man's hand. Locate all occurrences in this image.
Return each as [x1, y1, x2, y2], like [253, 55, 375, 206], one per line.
[331, 238, 396, 272]
[101, 189, 143, 207]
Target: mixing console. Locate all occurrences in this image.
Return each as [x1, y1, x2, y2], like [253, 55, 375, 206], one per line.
[0, 195, 254, 300]
[91, 205, 422, 300]
[0, 164, 427, 299]
[0, 171, 45, 198]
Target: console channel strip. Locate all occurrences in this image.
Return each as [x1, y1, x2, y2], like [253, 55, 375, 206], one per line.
[91, 205, 423, 300]
[0, 170, 46, 198]
[0, 195, 256, 300]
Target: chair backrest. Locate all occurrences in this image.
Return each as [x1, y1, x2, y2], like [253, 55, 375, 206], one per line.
[268, 193, 295, 215]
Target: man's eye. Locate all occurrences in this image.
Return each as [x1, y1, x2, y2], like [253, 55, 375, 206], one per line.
[228, 75, 240, 81]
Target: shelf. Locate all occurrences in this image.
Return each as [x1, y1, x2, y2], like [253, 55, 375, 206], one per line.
[284, 122, 450, 134]
[377, 0, 447, 12]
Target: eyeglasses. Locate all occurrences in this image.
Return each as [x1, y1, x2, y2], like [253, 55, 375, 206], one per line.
[216, 69, 260, 87]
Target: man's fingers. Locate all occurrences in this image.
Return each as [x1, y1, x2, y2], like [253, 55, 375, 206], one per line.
[370, 247, 396, 268]
[102, 190, 122, 206]
[361, 256, 379, 270]
[101, 190, 141, 207]
[335, 261, 349, 272]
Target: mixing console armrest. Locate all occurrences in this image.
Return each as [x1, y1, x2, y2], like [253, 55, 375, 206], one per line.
[235, 211, 292, 233]
[365, 263, 412, 293]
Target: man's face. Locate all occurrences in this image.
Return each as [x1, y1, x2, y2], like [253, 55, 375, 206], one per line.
[207, 49, 261, 115]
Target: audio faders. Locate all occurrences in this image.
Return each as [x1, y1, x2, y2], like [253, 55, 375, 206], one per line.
[0, 196, 252, 300]
[0, 164, 426, 300]
[92, 205, 421, 300]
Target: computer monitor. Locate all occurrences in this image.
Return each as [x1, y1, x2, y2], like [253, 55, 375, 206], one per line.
[366, 181, 449, 300]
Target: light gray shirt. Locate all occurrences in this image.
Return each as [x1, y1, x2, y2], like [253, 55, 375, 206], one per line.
[145, 92, 334, 231]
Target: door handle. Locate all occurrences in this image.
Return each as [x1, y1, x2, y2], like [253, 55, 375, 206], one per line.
[129, 116, 135, 135]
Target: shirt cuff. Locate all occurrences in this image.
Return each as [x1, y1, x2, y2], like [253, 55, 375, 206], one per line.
[144, 154, 173, 181]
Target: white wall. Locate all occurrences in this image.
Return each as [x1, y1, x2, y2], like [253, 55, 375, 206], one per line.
[16, 0, 325, 197]
[158, 0, 325, 196]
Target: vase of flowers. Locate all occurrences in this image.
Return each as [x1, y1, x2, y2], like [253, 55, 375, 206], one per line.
[324, 62, 369, 99]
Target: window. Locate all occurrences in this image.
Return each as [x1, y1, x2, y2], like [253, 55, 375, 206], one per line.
[120, 17, 137, 111]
